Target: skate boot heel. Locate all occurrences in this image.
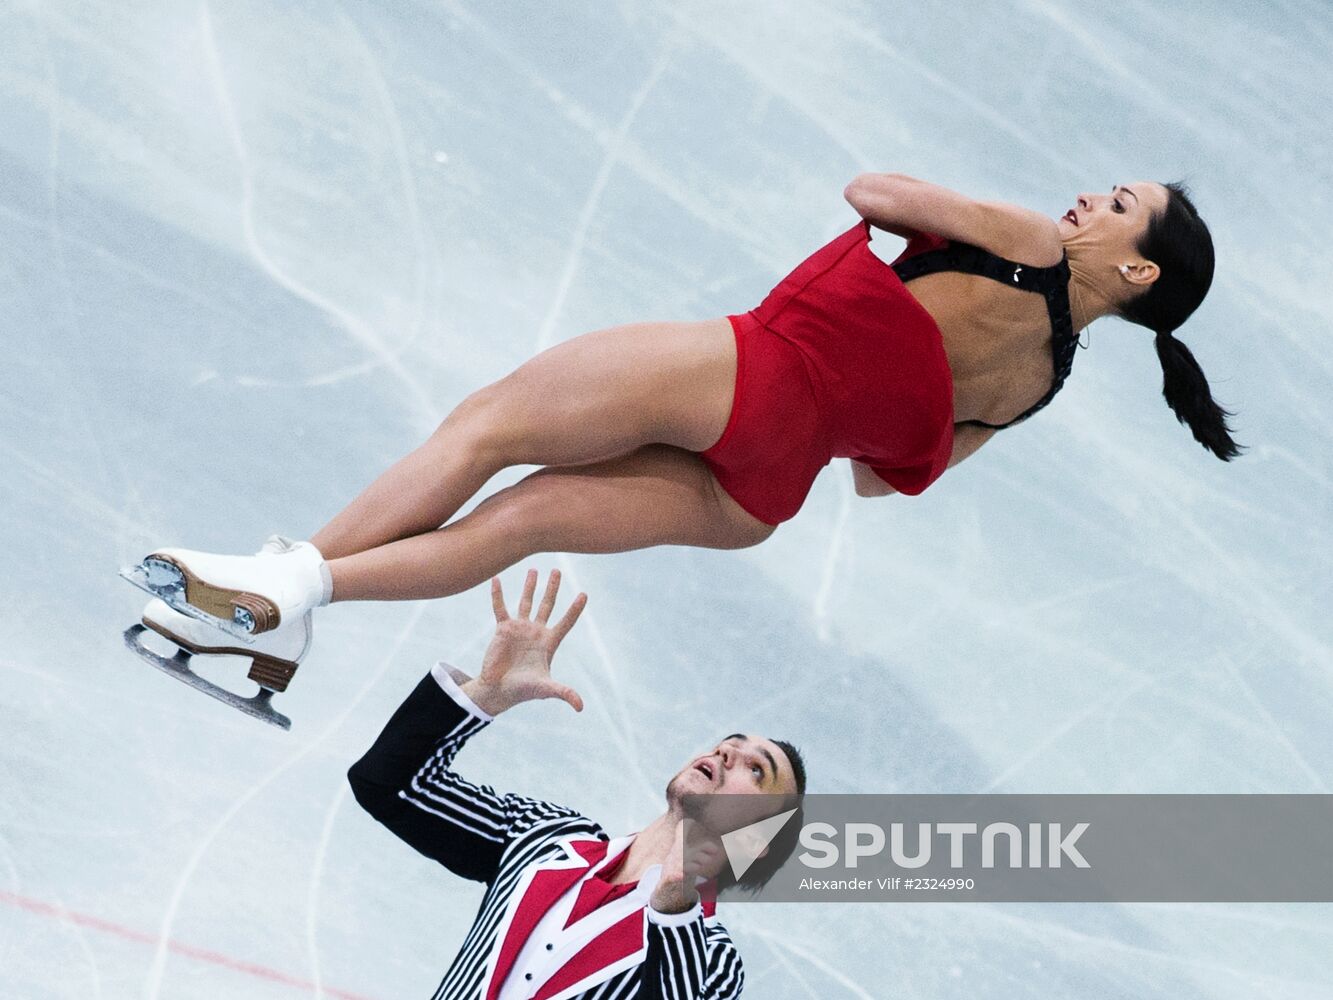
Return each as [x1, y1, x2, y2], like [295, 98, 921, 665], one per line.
[231, 592, 280, 634]
[247, 657, 298, 693]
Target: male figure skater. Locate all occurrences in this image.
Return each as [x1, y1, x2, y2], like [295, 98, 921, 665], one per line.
[348, 569, 806, 999]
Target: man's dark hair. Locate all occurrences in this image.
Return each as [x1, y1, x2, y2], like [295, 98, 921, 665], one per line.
[1118, 181, 1240, 460]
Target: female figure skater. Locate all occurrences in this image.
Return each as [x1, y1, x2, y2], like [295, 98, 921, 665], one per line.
[125, 174, 1238, 713]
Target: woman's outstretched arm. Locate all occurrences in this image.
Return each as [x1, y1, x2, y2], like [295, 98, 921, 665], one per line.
[843, 173, 1061, 265]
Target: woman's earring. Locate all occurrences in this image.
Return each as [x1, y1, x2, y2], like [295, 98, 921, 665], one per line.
[1118, 264, 1130, 275]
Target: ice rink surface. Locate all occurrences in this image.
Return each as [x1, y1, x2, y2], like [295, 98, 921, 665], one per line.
[2, 1, 1331, 997]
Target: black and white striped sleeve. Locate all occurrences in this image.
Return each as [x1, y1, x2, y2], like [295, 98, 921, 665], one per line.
[639, 906, 745, 999]
[347, 664, 582, 885]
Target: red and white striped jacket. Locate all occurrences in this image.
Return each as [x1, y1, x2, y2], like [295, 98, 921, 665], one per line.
[348, 666, 745, 1000]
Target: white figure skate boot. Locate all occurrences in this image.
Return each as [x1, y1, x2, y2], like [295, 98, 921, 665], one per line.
[121, 535, 331, 642]
[125, 597, 312, 729]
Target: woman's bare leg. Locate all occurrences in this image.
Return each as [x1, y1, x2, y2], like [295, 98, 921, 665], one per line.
[310, 319, 737, 560]
[326, 445, 774, 602]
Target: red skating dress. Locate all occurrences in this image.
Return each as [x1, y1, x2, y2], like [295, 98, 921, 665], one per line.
[700, 221, 956, 526]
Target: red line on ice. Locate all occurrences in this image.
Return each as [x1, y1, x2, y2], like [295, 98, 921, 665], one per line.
[0, 890, 377, 1000]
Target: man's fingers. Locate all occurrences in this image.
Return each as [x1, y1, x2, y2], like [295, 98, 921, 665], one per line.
[490, 577, 509, 622]
[517, 568, 538, 619]
[535, 569, 561, 624]
[543, 681, 585, 713]
[550, 591, 588, 645]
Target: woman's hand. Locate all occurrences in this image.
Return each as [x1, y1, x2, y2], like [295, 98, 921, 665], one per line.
[460, 569, 587, 716]
[850, 459, 898, 497]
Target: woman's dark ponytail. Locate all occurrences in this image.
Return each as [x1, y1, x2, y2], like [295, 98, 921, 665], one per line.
[1153, 329, 1241, 461]
[1121, 182, 1241, 461]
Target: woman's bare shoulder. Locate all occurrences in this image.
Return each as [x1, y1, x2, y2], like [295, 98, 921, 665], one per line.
[973, 202, 1064, 268]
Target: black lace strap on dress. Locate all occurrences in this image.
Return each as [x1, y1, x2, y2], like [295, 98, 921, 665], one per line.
[891, 241, 1076, 430]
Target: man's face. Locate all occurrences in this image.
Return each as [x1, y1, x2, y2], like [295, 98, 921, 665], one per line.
[667, 733, 798, 802]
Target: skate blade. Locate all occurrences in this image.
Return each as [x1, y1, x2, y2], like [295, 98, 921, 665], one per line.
[119, 562, 258, 644]
[123, 625, 291, 730]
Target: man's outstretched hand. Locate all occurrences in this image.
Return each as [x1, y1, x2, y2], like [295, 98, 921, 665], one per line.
[460, 569, 587, 717]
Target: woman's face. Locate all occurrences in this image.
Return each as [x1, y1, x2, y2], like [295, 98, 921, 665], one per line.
[1057, 181, 1169, 258]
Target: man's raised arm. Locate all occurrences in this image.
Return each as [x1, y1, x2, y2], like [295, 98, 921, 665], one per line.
[347, 570, 588, 884]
